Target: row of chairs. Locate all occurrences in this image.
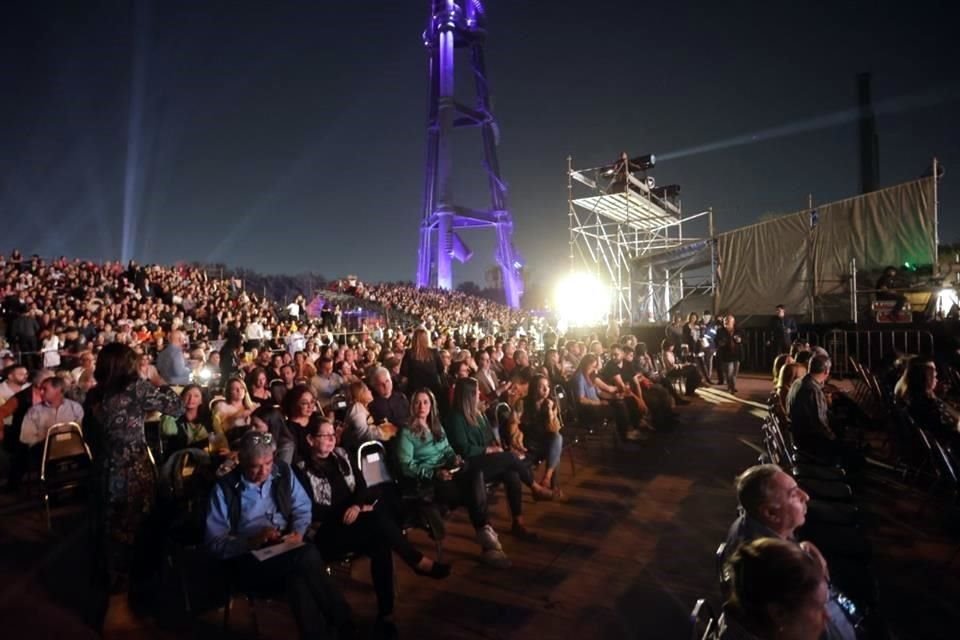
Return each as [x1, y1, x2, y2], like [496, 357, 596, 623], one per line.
[689, 390, 870, 640]
[845, 355, 960, 505]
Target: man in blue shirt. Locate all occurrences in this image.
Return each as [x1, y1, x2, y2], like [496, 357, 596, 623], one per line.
[206, 432, 352, 639]
[156, 329, 192, 386]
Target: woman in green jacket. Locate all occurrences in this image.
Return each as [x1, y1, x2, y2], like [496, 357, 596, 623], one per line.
[446, 377, 553, 539]
[397, 389, 511, 568]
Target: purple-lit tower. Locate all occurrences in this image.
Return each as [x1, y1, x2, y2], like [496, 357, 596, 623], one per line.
[415, 0, 523, 308]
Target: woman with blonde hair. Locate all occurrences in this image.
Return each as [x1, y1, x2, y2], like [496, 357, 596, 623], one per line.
[399, 327, 444, 397]
[341, 380, 396, 452]
[775, 362, 806, 417]
[212, 377, 256, 448]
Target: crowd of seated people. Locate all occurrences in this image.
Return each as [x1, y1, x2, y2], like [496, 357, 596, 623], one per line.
[718, 465, 857, 640]
[716, 329, 875, 637]
[1, 249, 713, 638]
[732, 337, 960, 638]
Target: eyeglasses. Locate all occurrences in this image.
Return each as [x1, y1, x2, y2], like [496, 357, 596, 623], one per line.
[315, 433, 337, 440]
[244, 432, 273, 446]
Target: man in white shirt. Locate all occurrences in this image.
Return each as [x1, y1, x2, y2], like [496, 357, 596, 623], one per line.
[285, 327, 306, 356]
[244, 317, 265, 349]
[20, 377, 84, 448]
[285, 301, 301, 320]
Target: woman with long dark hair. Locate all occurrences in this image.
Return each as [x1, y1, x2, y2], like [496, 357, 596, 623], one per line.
[284, 384, 319, 462]
[396, 389, 510, 568]
[159, 384, 212, 453]
[521, 375, 565, 494]
[245, 366, 272, 404]
[896, 358, 959, 437]
[251, 403, 296, 464]
[88, 342, 184, 626]
[446, 377, 553, 538]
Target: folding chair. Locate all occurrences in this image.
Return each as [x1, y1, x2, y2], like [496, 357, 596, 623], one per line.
[328, 393, 349, 424]
[715, 542, 731, 599]
[553, 385, 578, 478]
[359, 440, 447, 563]
[764, 413, 853, 503]
[157, 448, 216, 614]
[357, 440, 394, 489]
[144, 410, 165, 464]
[689, 598, 721, 640]
[40, 421, 93, 532]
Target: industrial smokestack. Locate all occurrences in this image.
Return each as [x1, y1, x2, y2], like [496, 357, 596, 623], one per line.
[857, 72, 879, 194]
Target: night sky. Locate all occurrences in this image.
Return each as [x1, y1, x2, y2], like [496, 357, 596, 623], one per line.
[2, 1, 957, 289]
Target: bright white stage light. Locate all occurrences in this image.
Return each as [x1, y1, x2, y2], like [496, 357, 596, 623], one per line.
[554, 272, 610, 328]
[937, 288, 959, 314]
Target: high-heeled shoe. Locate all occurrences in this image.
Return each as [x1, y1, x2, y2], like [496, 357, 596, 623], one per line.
[531, 482, 554, 501]
[413, 561, 451, 579]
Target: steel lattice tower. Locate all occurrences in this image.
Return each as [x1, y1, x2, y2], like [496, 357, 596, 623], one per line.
[415, 0, 523, 308]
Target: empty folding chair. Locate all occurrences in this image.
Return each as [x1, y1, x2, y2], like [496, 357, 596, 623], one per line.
[40, 421, 93, 531]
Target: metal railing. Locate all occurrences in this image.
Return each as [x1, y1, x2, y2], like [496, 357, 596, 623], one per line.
[825, 329, 935, 375]
[739, 329, 820, 373]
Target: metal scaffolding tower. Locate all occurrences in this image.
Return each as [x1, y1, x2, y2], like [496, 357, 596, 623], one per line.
[568, 152, 715, 324]
[415, 0, 523, 308]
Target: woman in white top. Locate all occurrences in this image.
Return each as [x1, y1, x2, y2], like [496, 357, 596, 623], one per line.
[41, 330, 62, 369]
[341, 380, 396, 453]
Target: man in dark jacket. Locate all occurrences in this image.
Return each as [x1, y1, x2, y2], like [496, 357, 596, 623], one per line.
[769, 304, 798, 354]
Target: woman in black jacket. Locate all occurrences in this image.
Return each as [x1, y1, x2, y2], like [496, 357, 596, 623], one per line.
[294, 417, 449, 622]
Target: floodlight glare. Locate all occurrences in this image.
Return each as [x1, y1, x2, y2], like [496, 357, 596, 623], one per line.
[937, 288, 959, 315]
[554, 272, 610, 328]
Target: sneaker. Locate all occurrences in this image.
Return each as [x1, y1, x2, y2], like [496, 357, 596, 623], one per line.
[480, 548, 512, 568]
[476, 524, 502, 551]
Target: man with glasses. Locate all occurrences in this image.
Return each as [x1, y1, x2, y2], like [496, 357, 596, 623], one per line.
[205, 431, 353, 639]
[476, 350, 510, 404]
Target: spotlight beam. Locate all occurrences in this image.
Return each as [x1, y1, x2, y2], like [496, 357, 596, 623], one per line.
[659, 86, 960, 162]
[121, 0, 152, 263]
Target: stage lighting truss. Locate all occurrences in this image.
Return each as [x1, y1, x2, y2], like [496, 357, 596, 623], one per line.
[568, 152, 716, 325]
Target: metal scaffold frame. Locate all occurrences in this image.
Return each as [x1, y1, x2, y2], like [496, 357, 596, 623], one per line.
[568, 153, 715, 324]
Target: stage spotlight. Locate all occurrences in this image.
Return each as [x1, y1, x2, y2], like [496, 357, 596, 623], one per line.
[652, 184, 681, 199]
[554, 272, 610, 328]
[629, 154, 655, 171]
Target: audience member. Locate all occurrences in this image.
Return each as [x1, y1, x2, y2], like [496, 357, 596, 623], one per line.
[722, 538, 829, 640]
[294, 417, 449, 621]
[205, 431, 352, 639]
[396, 389, 511, 568]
